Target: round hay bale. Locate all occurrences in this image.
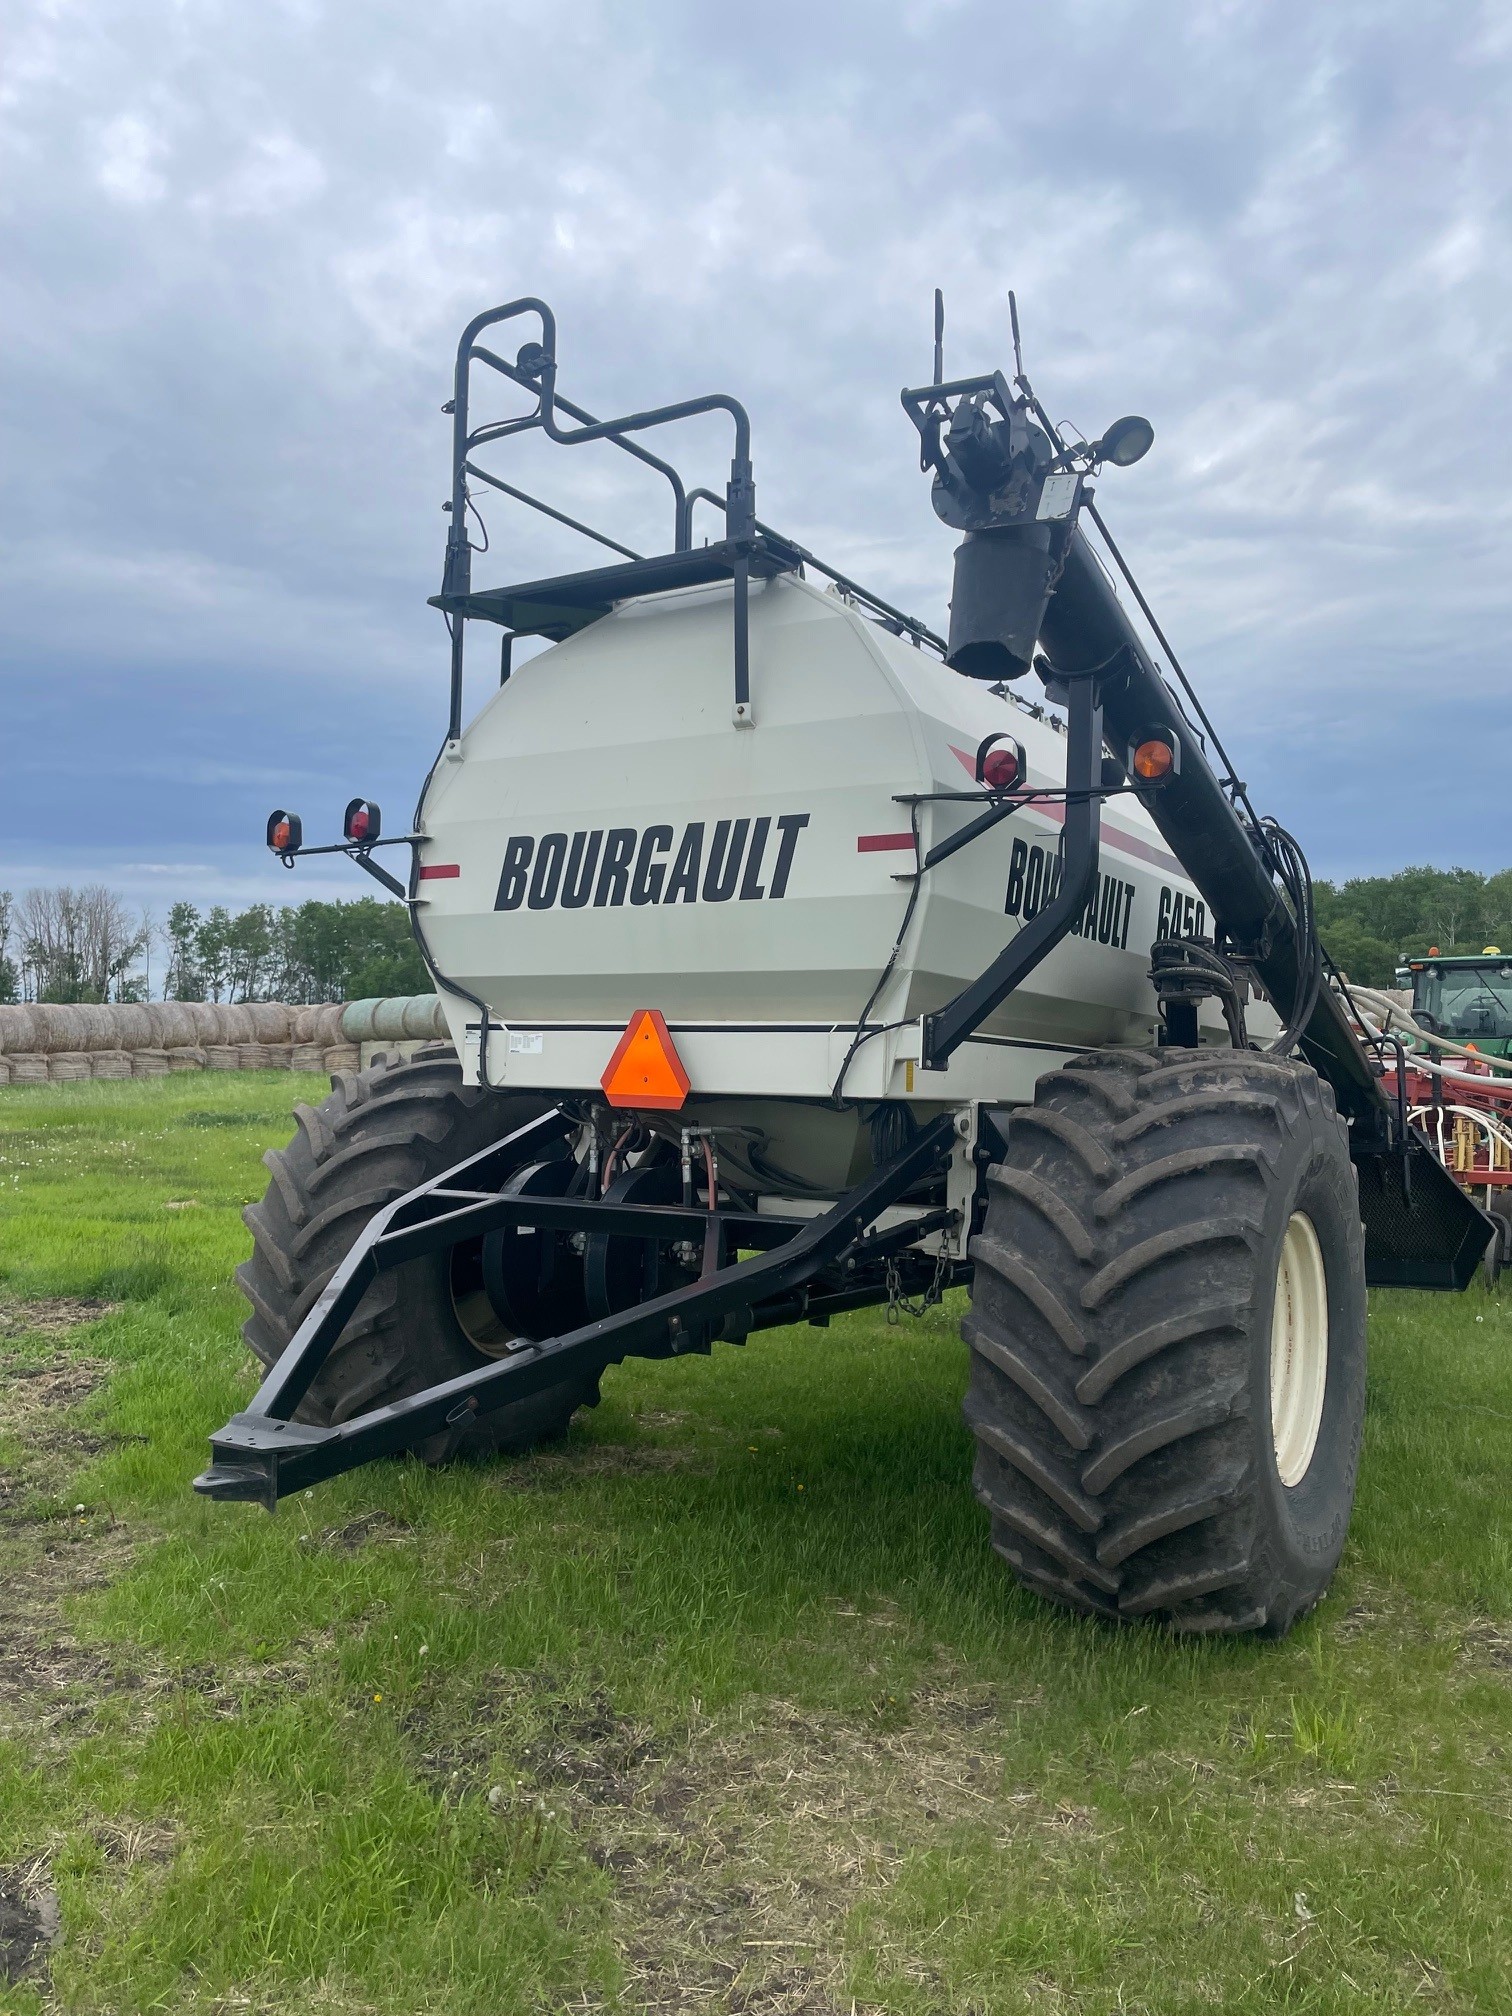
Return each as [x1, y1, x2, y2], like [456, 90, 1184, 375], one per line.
[292, 1006, 321, 1045]
[322, 1044, 361, 1074]
[238, 1043, 271, 1071]
[151, 1002, 200, 1051]
[8, 1054, 48, 1084]
[131, 1049, 171, 1078]
[69, 1004, 112, 1052]
[291, 1042, 326, 1072]
[180, 1002, 218, 1042]
[91, 1051, 133, 1080]
[342, 998, 386, 1042]
[263, 1043, 294, 1069]
[29, 1005, 79, 1053]
[205, 1044, 241, 1071]
[0, 1057, 10, 1085]
[48, 1052, 92, 1082]
[314, 1004, 346, 1047]
[401, 995, 447, 1039]
[109, 1004, 154, 1052]
[167, 1048, 206, 1072]
[0, 1005, 39, 1054]
[250, 1003, 292, 1043]
[212, 1004, 254, 1045]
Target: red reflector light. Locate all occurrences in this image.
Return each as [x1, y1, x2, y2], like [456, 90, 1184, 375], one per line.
[601, 1009, 690, 1111]
[983, 745, 1021, 791]
[975, 733, 1025, 795]
[343, 797, 381, 845]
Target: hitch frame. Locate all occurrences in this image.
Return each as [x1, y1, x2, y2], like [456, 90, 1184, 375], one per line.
[196, 1109, 966, 1510]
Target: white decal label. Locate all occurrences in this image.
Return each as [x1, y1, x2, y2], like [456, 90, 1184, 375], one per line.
[1036, 472, 1080, 521]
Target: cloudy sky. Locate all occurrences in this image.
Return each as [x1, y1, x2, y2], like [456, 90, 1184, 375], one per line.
[2, 0, 1509, 923]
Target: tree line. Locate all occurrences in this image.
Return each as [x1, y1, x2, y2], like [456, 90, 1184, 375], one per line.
[0, 889, 426, 1005]
[1315, 865, 1512, 988]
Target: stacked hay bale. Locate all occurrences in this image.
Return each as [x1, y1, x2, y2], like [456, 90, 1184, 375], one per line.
[0, 994, 451, 1084]
[293, 1002, 356, 1072]
[341, 994, 448, 1068]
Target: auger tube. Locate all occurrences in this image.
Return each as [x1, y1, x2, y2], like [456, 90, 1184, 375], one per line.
[1039, 528, 1385, 1136]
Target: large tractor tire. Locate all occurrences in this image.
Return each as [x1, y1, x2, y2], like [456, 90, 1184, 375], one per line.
[237, 1046, 599, 1463]
[963, 1048, 1367, 1636]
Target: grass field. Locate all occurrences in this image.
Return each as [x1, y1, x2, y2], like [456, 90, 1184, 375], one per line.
[1, 1075, 1510, 2013]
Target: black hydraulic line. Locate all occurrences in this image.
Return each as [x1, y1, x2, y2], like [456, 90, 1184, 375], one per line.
[406, 731, 500, 1088]
[1082, 499, 1262, 831]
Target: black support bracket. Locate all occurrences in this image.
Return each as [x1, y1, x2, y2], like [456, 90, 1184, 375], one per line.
[921, 664, 1104, 1069]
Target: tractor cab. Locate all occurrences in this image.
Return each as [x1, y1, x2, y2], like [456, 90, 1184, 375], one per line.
[1408, 950, 1512, 1056]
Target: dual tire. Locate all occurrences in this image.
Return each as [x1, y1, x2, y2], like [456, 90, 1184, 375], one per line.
[963, 1047, 1367, 1634]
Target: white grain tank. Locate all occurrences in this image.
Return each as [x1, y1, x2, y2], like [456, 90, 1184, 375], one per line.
[416, 568, 1225, 1167]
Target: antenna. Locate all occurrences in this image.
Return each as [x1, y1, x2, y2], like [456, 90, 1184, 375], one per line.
[933, 288, 945, 385]
[1008, 291, 1024, 383]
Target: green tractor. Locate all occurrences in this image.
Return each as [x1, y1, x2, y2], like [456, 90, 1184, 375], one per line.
[1403, 950, 1512, 1059]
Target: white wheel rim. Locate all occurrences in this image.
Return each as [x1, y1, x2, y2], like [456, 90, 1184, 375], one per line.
[1270, 1211, 1329, 1487]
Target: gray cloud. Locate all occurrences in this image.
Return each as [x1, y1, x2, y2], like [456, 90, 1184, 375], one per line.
[2, 0, 1509, 911]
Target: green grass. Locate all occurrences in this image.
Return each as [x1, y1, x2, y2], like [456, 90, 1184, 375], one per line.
[0, 1074, 1510, 2012]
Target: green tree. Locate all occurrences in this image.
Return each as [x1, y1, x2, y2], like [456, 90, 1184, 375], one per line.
[270, 898, 426, 1002]
[0, 890, 17, 1005]
[195, 907, 234, 1002]
[225, 903, 276, 1001]
[163, 902, 204, 1001]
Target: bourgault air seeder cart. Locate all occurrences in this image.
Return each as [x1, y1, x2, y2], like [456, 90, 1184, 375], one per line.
[200, 294, 1491, 1638]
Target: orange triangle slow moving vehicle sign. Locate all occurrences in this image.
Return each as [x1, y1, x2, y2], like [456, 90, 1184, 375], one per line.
[600, 1009, 691, 1111]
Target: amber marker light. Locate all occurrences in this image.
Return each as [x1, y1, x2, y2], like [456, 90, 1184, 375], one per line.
[266, 810, 303, 860]
[1128, 728, 1180, 786]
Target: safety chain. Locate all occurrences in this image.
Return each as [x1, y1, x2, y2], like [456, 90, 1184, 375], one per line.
[885, 1236, 953, 1323]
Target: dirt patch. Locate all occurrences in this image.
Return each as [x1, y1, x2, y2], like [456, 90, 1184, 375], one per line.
[0, 1859, 61, 1987]
[0, 1335, 151, 1758]
[402, 1665, 1026, 2013]
[0, 1355, 123, 1523]
[0, 1297, 117, 1342]
[494, 1443, 709, 1491]
[1457, 1617, 1512, 1674]
[315, 1511, 414, 1552]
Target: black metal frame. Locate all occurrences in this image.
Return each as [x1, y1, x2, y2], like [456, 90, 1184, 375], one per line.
[195, 1109, 965, 1510]
[431, 298, 759, 729]
[424, 297, 957, 740]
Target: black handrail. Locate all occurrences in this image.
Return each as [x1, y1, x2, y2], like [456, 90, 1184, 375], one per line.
[680, 487, 946, 655]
